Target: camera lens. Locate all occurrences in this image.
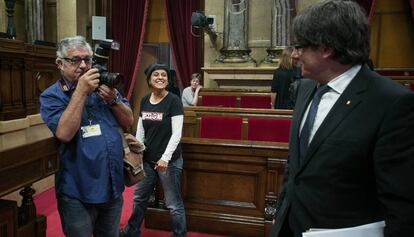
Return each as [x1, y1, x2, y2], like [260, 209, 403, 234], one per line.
[93, 40, 122, 88]
[100, 72, 122, 88]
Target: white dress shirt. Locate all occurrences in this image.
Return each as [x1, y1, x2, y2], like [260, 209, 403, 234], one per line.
[300, 65, 362, 144]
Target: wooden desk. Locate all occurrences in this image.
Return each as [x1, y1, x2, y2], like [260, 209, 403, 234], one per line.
[145, 137, 288, 237]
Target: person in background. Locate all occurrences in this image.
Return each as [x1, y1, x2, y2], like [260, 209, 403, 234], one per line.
[181, 73, 203, 106]
[120, 63, 186, 237]
[270, 1, 414, 237]
[40, 36, 134, 237]
[288, 60, 302, 107]
[271, 47, 296, 109]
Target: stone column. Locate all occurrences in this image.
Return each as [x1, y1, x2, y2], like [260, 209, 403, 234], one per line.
[0, 1, 7, 33]
[56, 0, 77, 40]
[214, 0, 256, 67]
[25, 0, 44, 43]
[261, 0, 296, 66]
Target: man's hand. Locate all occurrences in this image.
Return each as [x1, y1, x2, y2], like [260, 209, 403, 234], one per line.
[76, 68, 100, 95]
[196, 85, 203, 92]
[96, 84, 118, 105]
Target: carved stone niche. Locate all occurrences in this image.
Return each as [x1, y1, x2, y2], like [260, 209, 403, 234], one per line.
[202, 66, 276, 90]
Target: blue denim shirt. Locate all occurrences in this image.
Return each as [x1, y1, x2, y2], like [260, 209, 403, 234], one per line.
[40, 80, 128, 203]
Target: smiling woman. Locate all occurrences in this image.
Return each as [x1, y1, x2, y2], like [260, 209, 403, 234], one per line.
[144, 63, 170, 103]
[144, 63, 170, 86]
[149, 69, 168, 89]
[121, 63, 187, 237]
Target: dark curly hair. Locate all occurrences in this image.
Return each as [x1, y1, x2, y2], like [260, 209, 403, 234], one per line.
[292, 0, 370, 65]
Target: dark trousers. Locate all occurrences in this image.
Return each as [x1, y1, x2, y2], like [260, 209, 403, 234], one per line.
[270, 216, 294, 237]
[279, 218, 294, 237]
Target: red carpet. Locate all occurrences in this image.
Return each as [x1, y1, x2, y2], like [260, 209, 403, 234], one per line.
[34, 186, 226, 237]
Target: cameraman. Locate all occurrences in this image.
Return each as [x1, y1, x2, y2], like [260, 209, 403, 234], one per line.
[40, 36, 133, 237]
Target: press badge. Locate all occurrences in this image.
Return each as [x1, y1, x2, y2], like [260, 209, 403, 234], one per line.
[81, 124, 102, 138]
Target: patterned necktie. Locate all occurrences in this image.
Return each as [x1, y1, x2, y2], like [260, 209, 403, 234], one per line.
[299, 84, 330, 161]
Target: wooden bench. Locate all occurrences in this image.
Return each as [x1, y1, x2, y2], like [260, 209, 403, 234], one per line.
[375, 68, 414, 91]
[145, 137, 288, 237]
[198, 88, 272, 108]
[146, 96, 292, 236]
[0, 123, 58, 237]
[183, 106, 293, 141]
[247, 117, 292, 142]
[199, 115, 244, 140]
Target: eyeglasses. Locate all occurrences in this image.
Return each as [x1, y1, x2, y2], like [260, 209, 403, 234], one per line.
[62, 57, 94, 66]
[291, 43, 315, 55]
[292, 43, 312, 50]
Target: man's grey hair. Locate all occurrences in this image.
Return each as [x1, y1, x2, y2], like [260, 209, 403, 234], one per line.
[292, 0, 370, 65]
[56, 36, 93, 58]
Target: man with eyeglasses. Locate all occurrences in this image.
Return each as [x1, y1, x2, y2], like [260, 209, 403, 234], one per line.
[40, 36, 134, 237]
[270, 1, 414, 237]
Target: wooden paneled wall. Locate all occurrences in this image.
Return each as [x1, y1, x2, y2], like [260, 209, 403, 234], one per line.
[0, 38, 59, 121]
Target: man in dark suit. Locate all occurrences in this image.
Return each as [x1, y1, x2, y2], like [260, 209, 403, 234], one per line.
[270, 1, 414, 237]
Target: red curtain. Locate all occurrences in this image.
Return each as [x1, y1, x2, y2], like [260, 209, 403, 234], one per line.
[164, 0, 203, 88]
[111, 0, 149, 99]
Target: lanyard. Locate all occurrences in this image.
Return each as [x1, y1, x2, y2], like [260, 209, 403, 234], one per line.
[85, 96, 94, 125]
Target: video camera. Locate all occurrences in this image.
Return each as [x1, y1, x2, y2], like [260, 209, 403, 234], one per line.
[93, 40, 122, 88]
[191, 11, 214, 28]
[190, 11, 217, 45]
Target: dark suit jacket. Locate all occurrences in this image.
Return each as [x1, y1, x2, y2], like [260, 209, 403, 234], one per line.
[271, 65, 414, 237]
